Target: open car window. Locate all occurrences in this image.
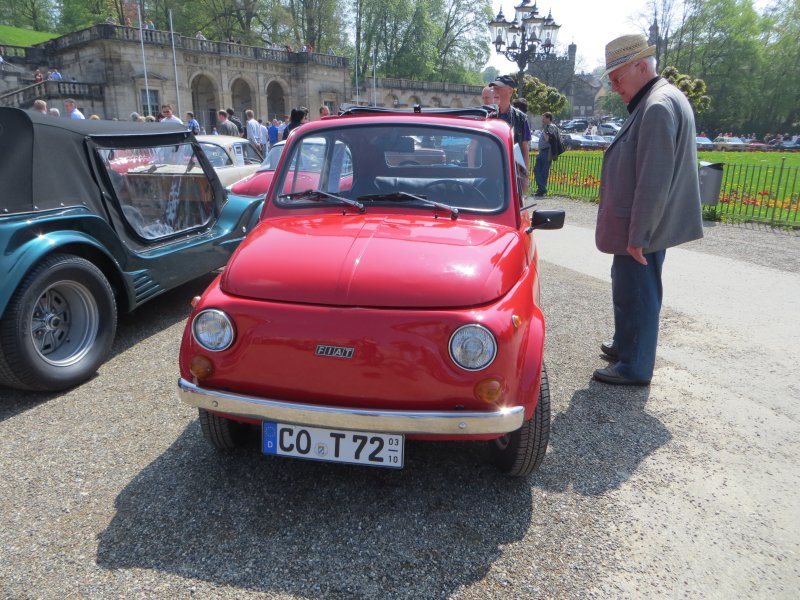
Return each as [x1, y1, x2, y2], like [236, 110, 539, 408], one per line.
[100, 143, 216, 240]
[272, 126, 507, 213]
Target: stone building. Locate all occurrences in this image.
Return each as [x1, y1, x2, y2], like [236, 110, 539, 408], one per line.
[525, 42, 601, 117]
[0, 25, 483, 132]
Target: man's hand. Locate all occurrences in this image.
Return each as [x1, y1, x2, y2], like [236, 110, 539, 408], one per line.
[627, 245, 647, 265]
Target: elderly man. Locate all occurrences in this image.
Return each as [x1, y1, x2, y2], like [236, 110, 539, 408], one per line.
[488, 75, 531, 169]
[593, 34, 703, 386]
[480, 86, 494, 105]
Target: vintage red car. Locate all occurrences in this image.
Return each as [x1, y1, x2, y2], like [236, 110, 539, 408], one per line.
[178, 106, 564, 477]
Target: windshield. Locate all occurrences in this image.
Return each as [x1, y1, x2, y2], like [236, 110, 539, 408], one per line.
[258, 144, 285, 171]
[100, 143, 215, 239]
[272, 125, 508, 213]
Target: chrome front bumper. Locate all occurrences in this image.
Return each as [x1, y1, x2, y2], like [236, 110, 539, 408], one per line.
[178, 378, 525, 435]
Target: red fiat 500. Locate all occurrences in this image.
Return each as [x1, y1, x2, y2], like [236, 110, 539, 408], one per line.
[178, 106, 564, 477]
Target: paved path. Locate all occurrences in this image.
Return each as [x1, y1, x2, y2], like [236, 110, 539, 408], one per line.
[535, 206, 800, 597]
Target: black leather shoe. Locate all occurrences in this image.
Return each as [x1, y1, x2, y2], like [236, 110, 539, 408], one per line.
[593, 366, 650, 386]
[600, 341, 618, 360]
[534, 190, 546, 197]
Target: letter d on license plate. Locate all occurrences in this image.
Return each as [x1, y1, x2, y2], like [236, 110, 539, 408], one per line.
[262, 422, 404, 469]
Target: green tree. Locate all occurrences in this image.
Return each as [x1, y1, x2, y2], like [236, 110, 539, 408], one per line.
[757, 0, 800, 133]
[600, 92, 627, 119]
[660, 66, 711, 113]
[668, 0, 764, 134]
[1, 0, 55, 31]
[516, 73, 567, 115]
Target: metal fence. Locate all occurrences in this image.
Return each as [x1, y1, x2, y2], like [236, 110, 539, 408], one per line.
[542, 152, 800, 225]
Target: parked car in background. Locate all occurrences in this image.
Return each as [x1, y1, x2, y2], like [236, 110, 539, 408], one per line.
[0, 108, 263, 392]
[178, 105, 565, 477]
[601, 135, 616, 146]
[696, 136, 715, 151]
[778, 139, 800, 152]
[561, 119, 589, 133]
[584, 135, 610, 149]
[563, 133, 602, 150]
[231, 138, 353, 197]
[194, 135, 263, 186]
[598, 122, 621, 136]
[745, 140, 773, 152]
[712, 136, 746, 151]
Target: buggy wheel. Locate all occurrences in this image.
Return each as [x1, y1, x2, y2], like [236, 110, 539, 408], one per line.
[0, 254, 116, 392]
[491, 365, 551, 477]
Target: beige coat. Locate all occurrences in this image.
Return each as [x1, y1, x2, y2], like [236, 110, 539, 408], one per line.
[596, 79, 703, 255]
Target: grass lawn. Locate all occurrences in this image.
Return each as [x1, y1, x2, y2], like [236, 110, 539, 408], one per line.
[0, 25, 59, 47]
[547, 149, 800, 226]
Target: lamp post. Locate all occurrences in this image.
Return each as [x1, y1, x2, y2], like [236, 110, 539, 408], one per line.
[490, 0, 561, 84]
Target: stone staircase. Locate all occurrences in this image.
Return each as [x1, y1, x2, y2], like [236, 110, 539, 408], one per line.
[0, 44, 103, 109]
[0, 80, 104, 109]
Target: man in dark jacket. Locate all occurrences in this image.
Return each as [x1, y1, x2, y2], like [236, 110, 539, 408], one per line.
[594, 34, 703, 386]
[226, 108, 244, 136]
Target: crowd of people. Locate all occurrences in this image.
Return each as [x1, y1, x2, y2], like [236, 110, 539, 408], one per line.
[27, 98, 332, 153]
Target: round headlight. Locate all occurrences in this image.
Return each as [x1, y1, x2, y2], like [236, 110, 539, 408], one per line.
[192, 309, 235, 352]
[449, 324, 497, 371]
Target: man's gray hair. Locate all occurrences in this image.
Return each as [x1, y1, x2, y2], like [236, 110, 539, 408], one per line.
[643, 55, 658, 72]
[48, 107, 60, 116]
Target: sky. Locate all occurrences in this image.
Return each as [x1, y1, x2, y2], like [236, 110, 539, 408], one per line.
[485, 0, 773, 75]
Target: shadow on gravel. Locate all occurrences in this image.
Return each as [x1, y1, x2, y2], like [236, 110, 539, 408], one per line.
[97, 425, 532, 598]
[0, 272, 217, 421]
[535, 381, 671, 495]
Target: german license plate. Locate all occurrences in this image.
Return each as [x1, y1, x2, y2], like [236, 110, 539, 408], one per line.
[262, 422, 404, 468]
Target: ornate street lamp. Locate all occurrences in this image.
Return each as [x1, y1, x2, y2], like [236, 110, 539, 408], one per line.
[490, 0, 561, 84]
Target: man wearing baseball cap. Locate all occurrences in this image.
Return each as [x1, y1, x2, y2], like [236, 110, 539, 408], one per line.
[489, 75, 531, 176]
[593, 34, 703, 386]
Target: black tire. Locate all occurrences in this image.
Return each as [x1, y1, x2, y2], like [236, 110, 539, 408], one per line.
[0, 254, 116, 392]
[491, 365, 551, 477]
[199, 409, 250, 449]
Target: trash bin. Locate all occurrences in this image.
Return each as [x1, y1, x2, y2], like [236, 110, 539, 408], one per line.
[698, 161, 723, 206]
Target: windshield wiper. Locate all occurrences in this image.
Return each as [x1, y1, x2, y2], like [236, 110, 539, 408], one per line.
[357, 191, 458, 220]
[280, 189, 365, 213]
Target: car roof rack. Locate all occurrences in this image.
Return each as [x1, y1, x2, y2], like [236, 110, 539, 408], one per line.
[338, 104, 497, 119]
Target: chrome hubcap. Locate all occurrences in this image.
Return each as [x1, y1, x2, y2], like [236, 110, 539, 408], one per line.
[29, 281, 99, 366]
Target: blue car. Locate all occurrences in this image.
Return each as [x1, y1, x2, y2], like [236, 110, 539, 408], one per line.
[0, 108, 264, 391]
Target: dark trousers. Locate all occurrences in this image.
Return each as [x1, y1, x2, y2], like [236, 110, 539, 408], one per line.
[611, 250, 666, 381]
[533, 148, 552, 193]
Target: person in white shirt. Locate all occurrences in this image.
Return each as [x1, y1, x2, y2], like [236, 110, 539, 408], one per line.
[259, 119, 269, 150]
[63, 98, 85, 119]
[160, 104, 183, 124]
[245, 109, 263, 151]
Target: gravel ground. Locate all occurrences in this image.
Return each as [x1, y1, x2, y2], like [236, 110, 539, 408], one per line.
[0, 200, 797, 599]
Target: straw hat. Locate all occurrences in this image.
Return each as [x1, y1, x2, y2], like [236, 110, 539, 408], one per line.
[603, 34, 656, 77]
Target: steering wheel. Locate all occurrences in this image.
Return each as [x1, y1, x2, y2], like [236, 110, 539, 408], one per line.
[422, 180, 489, 206]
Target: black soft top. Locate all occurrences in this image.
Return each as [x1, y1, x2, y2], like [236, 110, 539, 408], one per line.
[0, 107, 194, 215]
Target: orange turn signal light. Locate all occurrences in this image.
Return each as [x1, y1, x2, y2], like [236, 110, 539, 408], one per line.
[189, 355, 213, 381]
[474, 378, 503, 404]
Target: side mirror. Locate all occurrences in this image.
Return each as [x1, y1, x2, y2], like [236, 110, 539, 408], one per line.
[526, 209, 565, 233]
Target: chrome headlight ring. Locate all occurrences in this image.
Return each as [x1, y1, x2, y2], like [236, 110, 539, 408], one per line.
[192, 309, 235, 352]
[449, 324, 497, 371]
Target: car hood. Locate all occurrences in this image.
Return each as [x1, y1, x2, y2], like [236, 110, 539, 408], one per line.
[221, 213, 526, 307]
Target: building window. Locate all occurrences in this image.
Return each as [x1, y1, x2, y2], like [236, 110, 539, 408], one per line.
[140, 89, 159, 118]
